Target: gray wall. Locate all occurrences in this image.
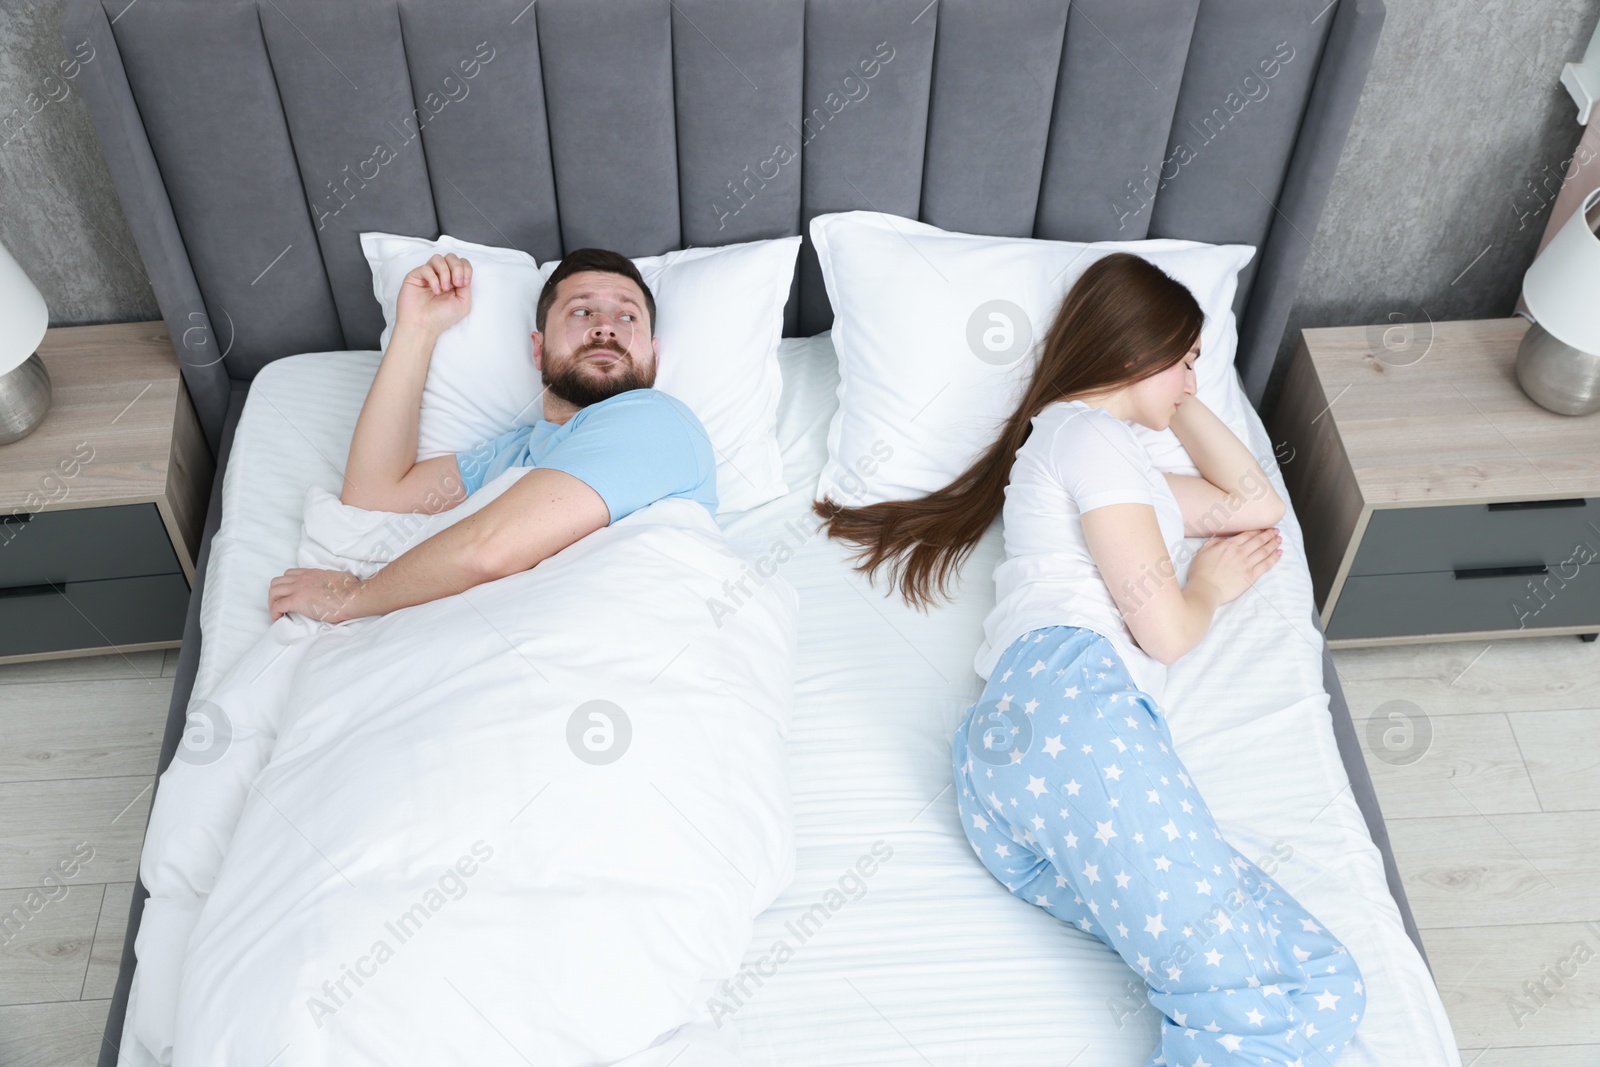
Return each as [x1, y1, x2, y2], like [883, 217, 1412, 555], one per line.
[1268, 0, 1600, 409]
[0, 0, 153, 324]
[3, 0, 1598, 409]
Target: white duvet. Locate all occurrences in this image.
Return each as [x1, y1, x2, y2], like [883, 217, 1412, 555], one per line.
[133, 475, 798, 1065]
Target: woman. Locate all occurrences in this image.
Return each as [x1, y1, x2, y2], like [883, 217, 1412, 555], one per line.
[817, 253, 1366, 1065]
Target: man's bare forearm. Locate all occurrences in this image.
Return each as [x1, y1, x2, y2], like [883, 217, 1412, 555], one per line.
[346, 468, 610, 618]
[342, 322, 441, 508]
[334, 518, 494, 621]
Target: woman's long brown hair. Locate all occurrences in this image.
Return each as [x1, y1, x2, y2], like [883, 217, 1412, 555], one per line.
[815, 252, 1204, 609]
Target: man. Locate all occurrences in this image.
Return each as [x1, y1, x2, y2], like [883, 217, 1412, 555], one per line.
[267, 247, 716, 623]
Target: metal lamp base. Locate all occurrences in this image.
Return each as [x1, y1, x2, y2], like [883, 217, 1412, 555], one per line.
[0, 352, 52, 445]
[1516, 322, 1600, 416]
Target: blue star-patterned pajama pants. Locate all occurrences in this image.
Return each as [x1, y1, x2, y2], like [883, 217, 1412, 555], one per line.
[953, 625, 1366, 1067]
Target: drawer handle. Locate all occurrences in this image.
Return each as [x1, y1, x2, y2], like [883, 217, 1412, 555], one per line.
[1453, 564, 1548, 580]
[1486, 499, 1586, 512]
[1, 512, 32, 526]
[0, 582, 57, 600]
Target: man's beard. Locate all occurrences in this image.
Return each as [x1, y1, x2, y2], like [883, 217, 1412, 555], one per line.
[542, 340, 656, 409]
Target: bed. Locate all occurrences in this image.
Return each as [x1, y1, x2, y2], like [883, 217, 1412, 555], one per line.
[55, 0, 1460, 1062]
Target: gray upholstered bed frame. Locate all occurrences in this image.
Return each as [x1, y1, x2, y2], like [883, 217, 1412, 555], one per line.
[60, 0, 1403, 1059]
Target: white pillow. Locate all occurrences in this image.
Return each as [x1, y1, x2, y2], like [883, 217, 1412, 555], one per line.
[538, 236, 799, 513]
[360, 232, 546, 461]
[809, 211, 1258, 505]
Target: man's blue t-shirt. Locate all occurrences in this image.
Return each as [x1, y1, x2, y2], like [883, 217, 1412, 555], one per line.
[454, 389, 717, 521]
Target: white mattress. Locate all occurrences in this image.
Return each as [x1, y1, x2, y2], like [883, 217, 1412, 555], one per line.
[121, 336, 1461, 1066]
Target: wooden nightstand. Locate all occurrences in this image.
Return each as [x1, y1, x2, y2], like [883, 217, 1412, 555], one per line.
[1271, 317, 1600, 647]
[0, 321, 213, 663]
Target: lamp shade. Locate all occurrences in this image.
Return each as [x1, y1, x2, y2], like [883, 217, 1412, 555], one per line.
[0, 240, 48, 376]
[1523, 185, 1600, 355]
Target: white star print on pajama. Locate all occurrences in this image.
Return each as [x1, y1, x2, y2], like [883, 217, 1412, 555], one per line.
[953, 625, 1366, 1067]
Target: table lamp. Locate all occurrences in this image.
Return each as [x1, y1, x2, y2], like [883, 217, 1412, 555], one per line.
[0, 238, 51, 444]
[1518, 185, 1600, 416]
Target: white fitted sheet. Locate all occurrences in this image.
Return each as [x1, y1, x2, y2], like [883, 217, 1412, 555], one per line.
[121, 335, 1461, 1067]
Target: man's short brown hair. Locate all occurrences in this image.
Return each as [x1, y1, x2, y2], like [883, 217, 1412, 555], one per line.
[535, 247, 656, 336]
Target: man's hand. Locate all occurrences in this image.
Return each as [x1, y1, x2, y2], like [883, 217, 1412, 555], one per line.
[395, 253, 473, 337]
[268, 568, 366, 623]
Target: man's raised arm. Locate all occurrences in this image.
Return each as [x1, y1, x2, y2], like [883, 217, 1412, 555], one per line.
[341, 253, 475, 514]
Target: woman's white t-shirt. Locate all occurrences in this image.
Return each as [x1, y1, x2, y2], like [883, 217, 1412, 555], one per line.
[974, 399, 1189, 702]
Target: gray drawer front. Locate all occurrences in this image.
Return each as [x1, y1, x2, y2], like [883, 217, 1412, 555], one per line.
[0, 504, 181, 588]
[1328, 568, 1600, 640]
[1349, 498, 1599, 576]
[0, 574, 190, 658]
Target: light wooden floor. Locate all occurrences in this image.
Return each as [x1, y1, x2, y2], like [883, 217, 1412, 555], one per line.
[0, 637, 1595, 1065]
[1333, 635, 1600, 1067]
[0, 648, 174, 1067]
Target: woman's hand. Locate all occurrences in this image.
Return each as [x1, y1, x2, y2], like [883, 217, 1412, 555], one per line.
[394, 253, 472, 338]
[1185, 527, 1282, 605]
[268, 568, 365, 623]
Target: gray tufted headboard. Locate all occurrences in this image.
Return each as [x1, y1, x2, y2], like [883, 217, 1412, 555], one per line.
[63, 0, 1383, 453]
